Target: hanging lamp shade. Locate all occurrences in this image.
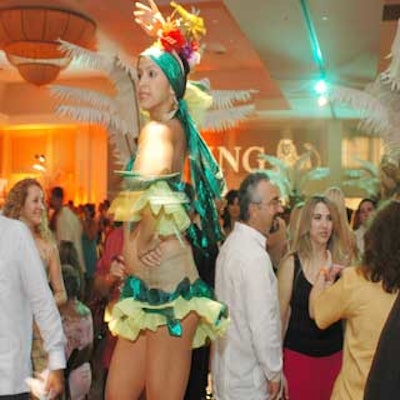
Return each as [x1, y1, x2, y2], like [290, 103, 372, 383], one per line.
[0, 6, 96, 86]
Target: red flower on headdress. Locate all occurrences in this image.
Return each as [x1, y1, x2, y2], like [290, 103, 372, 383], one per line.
[191, 40, 200, 52]
[160, 28, 186, 52]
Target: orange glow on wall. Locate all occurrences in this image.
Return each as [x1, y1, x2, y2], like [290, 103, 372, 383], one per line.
[0, 123, 107, 205]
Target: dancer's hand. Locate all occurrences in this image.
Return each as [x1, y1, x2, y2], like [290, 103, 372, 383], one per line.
[139, 243, 162, 267]
[134, 0, 165, 37]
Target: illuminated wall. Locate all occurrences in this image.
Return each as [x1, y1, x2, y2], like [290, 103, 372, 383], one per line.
[0, 123, 108, 205]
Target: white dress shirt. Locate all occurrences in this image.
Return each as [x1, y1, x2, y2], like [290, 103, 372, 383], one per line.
[212, 222, 282, 400]
[0, 216, 66, 395]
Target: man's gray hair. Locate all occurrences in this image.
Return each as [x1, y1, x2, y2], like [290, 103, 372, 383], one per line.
[238, 172, 270, 222]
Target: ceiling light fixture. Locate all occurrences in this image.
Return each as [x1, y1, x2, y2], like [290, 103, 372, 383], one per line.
[0, 5, 96, 86]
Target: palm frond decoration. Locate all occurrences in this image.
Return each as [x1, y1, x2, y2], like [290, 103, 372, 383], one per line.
[259, 154, 289, 174]
[330, 85, 392, 134]
[342, 159, 380, 198]
[297, 167, 330, 191]
[329, 20, 400, 163]
[259, 169, 292, 200]
[258, 153, 330, 205]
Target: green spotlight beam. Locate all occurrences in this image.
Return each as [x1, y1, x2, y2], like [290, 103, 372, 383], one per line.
[299, 0, 336, 118]
[299, 0, 326, 77]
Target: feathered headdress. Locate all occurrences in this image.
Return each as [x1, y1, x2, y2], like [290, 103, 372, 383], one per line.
[134, 0, 205, 70]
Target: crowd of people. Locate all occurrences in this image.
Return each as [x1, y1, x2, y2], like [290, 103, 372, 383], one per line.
[1, 1, 400, 400]
[0, 166, 399, 400]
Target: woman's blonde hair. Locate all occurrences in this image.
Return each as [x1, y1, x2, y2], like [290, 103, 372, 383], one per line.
[324, 186, 357, 263]
[291, 195, 348, 265]
[3, 178, 53, 240]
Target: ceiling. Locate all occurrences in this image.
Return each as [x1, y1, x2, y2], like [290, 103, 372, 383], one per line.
[0, 0, 398, 123]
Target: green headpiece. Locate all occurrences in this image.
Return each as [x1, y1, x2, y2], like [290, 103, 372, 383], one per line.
[141, 47, 186, 100]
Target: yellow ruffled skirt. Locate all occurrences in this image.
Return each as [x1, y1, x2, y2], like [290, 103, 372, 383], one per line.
[106, 276, 229, 348]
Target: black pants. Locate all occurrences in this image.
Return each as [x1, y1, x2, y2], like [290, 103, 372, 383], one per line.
[184, 345, 210, 400]
[0, 394, 29, 400]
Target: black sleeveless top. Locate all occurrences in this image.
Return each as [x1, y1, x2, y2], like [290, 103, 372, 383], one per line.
[284, 253, 343, 357]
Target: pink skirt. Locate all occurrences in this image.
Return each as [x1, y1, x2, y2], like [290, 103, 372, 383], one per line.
[283, 348, 342, 400]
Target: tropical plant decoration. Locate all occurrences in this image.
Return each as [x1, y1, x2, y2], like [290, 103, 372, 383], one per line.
[258, 152, 330, 207]
[342, 159, 380, 199]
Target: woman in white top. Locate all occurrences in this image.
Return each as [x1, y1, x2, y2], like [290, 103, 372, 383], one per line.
[3, 178, 66, 372]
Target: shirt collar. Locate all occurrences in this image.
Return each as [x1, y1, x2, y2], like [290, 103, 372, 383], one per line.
[234, 221, 267, 248]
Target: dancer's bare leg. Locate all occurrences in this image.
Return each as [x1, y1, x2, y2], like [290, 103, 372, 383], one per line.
[145, 312, 199, 400]
[105, 334, 147, 400]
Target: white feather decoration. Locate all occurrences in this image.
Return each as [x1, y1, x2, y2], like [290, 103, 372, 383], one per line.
[58, 40, 114, 74]
[380, 19, 400, 91]
[51, 40, 140, 167]
[202, 104, 255, 131]
[330, 85, 392, 134]
[258, 154, 330, 201]
[56, 105, 114, 127]
[211, 89, 258, 109]
[50, 85, 118, 115]
[342, 158, 380, 197]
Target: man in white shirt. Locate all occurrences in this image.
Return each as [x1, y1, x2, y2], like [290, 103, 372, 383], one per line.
[0, 215, 65, 399]
[212, 172, 284, 400]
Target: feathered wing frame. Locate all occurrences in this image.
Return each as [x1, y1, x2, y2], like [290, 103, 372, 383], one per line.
[202, 88, 258, 132]
[50, 41, 257, 167]
[50, 40, 140, 167]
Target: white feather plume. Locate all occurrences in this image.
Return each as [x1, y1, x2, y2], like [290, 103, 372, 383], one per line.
[58, 40, 114, 74]
[380, 19, 400, 91]
[202, 104, 255, 131]
[56, 105, 114, 127]
[50, 85, 118, 115]
[211, 89, 258, 109]
[51, 41, 139, 167]
[258, 153, 330, 201]
[330, 85, 392, 134]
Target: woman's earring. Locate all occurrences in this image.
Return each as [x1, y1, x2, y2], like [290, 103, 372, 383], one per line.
[163, 94, 179, 121]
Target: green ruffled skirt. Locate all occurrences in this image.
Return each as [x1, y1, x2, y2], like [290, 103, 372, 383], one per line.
[107, 275, 229, 348]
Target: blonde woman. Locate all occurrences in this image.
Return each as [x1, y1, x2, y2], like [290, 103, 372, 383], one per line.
[278, 195, 348, 400]
[3, 178, 66, 372]
[324, 186, 357, 265]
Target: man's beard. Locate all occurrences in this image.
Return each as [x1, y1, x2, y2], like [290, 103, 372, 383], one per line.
[269, 215, 280, 234]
